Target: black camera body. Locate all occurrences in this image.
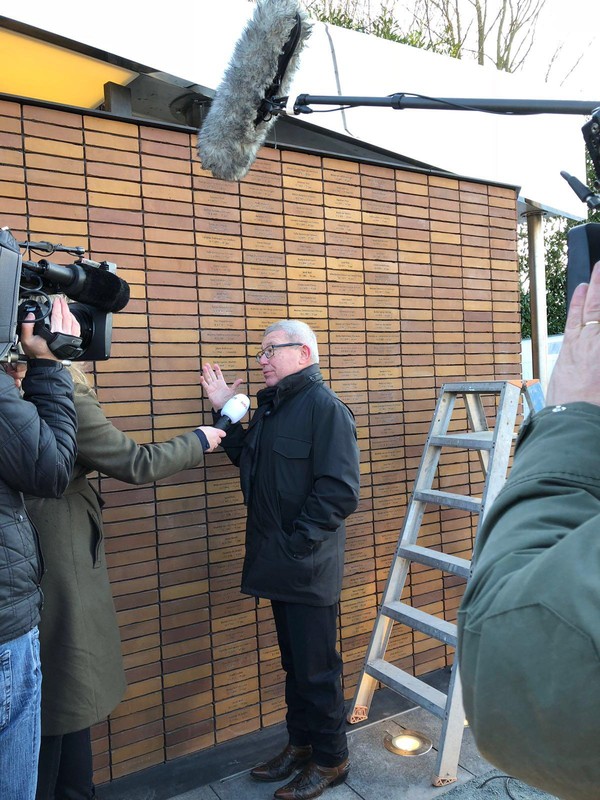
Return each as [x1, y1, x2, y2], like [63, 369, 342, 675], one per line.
[566, 223, 600, 309]
[582, 114, 600, 188]
[0, 232, 23, 362]
[565, 110, 600, 309]
[0, 228, 128, 362]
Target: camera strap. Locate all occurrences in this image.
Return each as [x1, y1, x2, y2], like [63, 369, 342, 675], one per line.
[36, 326, 84, 360]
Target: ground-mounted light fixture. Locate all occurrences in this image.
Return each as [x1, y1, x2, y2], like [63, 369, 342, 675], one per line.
[384, 730, 433, 757]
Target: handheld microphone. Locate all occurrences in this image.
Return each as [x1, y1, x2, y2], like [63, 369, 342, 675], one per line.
[197, 0, 312, 181]
[24, 258, 131, 313]
[215, 394, 251, 430]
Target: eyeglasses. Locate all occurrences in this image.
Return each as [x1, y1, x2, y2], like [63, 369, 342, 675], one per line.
[255, 343, 304, 363]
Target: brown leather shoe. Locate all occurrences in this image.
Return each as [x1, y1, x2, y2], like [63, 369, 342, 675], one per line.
[273, 759, 350, 800]
[250, 744, 313, 782]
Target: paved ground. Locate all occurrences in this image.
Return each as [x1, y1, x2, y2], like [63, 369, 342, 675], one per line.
[167, 706, 492, 800]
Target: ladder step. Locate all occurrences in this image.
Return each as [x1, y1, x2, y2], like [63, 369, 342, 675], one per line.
[414, 489, 481, 512]
[397, 544, 471, 578]
[366, 658, 447, 718]
[382, 601, 458, 646]
[441, 381, 510, 394]
[430, 431, 494, 450]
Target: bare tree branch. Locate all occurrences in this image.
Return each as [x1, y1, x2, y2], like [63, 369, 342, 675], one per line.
[558, 38, 596, 87]
[309, 0, 586, 84]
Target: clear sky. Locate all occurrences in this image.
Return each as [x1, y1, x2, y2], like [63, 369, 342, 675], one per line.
[385, 0, 600, 96]
[527, 0, 600, 93]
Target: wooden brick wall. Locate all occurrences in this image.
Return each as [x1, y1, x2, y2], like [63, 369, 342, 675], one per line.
[0, 98, 521, 783]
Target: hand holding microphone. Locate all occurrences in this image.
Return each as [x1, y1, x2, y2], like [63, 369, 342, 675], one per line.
[197, 426, 227, 452]
[196, 394, 249, 452]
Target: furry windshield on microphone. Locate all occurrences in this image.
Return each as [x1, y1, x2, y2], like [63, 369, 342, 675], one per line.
[197, 0, 312, 182]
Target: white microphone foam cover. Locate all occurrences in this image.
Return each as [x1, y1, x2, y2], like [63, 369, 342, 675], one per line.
[221, 394, 251, 424]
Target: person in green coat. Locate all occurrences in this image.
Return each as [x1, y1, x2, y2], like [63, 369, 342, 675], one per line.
[458, 262, 600, 800]
[22, 366, 225, 800]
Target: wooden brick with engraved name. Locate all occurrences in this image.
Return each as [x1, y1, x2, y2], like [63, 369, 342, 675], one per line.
[283, 175, 323, 194]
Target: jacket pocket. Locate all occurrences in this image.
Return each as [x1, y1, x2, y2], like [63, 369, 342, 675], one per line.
[274, 533, 314, 589]
[278, 491, 306, 535]
[251, 526, 314, 593]
[272, 436, 312, 500]
[15, 510, 35, 559]
[272, 436, 311, 460]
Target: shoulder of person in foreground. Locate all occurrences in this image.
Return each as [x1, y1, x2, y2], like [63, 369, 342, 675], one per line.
[457, 278, 600, 800]
[456, 436, 600, 800]
[461, 267, 600, 621]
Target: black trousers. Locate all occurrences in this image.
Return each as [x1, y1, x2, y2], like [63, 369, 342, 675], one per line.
[36, 727, 95, 800]
[271, 600, 348, 768]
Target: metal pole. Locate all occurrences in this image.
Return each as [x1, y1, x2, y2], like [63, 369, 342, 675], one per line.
[526, 211, 548, 388]
[293, 95, 600, 115]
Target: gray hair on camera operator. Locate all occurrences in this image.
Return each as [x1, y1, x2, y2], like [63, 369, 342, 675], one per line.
[458, 262, 600, 800]
[0, 292, 78, 800]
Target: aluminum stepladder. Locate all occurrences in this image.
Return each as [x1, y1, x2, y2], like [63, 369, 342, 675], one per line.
[348, 380, 546, 787]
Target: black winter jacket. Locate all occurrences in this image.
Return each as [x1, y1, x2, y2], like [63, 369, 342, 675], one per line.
[222, 365, 360, 606]
[0, 360, 77, 645]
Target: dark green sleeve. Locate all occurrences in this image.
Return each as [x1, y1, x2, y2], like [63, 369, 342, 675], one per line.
[464, 402, 600, 607]
[74, 385, 204, 483]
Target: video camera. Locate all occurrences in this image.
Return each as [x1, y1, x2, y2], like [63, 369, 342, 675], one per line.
[0, 227, 130, 362]
[563, 109, 600, 307]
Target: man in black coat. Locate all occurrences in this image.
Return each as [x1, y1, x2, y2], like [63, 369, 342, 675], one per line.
[201, 319, 360, 800]
[0, 297, 78, 800]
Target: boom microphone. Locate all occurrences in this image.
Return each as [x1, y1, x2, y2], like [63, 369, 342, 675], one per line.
[215, 394, 251, 430]
[197, 0, 312, 181]
[25, 258, 131, 313]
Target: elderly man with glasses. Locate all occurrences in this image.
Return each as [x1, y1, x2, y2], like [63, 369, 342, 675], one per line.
[201, 319, 360, 800]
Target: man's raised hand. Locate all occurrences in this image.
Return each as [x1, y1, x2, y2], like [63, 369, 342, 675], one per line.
[200, 363, 244, 412]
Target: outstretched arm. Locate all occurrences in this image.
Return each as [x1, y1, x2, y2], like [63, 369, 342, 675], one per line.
[74, 387, 221, 483]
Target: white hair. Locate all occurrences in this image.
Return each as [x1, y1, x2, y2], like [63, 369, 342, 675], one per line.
[264, 320, 319, 363]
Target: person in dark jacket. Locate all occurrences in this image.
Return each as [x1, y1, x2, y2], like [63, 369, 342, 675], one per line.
[18, 364, 226, 800]
[458, 263, 600, 800]
[0, 297, 78, 800]
[201, 319, 360, 800]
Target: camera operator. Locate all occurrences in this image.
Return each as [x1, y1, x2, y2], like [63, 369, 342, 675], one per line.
[0, 296, 78, 800]
[457, 264, 600, 800]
